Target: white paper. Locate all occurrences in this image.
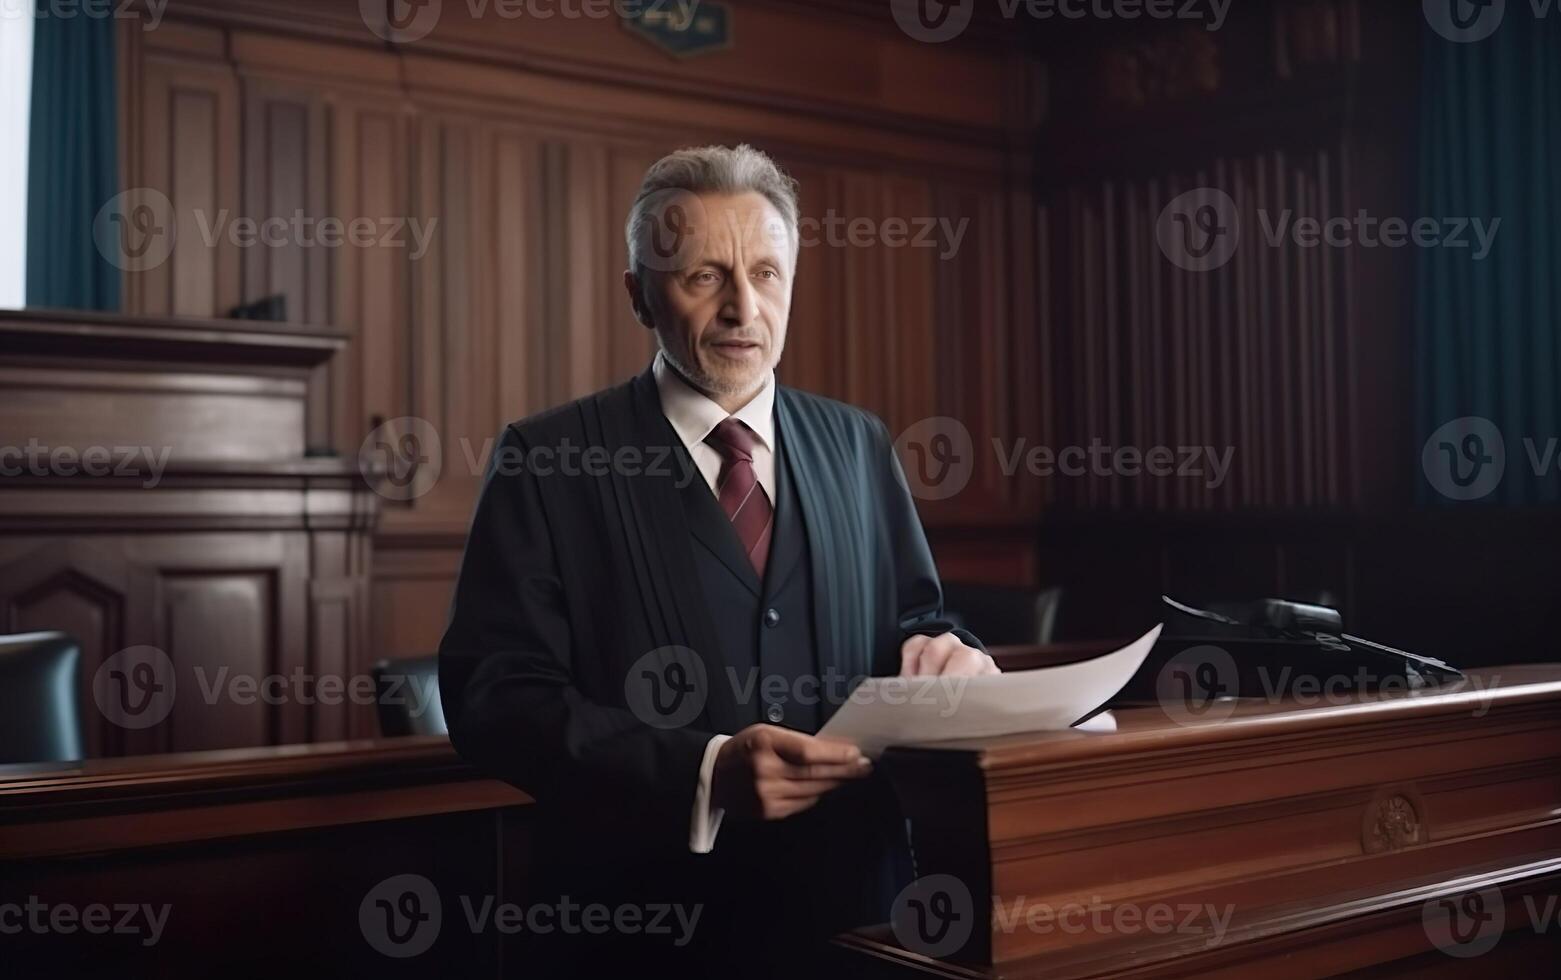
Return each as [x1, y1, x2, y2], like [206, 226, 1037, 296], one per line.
[1072, 710, 1117, 733]
[818, 624, 1162, 757]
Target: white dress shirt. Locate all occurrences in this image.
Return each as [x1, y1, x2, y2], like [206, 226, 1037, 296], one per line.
[652, 350, 777, 854]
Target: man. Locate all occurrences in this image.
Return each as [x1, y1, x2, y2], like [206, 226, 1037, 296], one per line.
[439, 144, 995, 977]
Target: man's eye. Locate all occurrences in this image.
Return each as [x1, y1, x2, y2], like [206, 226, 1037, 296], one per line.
[755, 269, 778, 281]
[692, 270, 720, 284]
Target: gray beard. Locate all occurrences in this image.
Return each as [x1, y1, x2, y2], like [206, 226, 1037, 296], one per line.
[656, 336, 766, 403]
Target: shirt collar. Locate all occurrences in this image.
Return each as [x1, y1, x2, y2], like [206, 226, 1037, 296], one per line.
[652, 349, 776, 453]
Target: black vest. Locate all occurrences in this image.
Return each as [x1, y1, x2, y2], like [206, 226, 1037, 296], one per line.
[679, 435, 824, 734]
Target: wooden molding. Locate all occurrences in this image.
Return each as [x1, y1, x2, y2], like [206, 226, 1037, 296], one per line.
[0, 736, 531, 859]
[0, 308, 346, 366]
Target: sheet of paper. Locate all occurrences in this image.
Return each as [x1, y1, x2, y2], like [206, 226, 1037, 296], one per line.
[818, 624, 1162, 757]
[1072, 710, 1117, 733]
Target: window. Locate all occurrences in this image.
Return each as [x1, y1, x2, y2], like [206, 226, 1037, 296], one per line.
[0, 1, 34, 308]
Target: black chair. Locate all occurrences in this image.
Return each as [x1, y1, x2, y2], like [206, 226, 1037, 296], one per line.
[942, 583, 1062, 647]
[0, 631, 83, 764]
[370, 655, 446, 737]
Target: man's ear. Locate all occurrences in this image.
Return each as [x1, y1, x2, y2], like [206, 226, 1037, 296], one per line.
[623, 269, 655, 330]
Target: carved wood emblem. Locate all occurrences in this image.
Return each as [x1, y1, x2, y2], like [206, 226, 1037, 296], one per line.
[1099, 28, 1219, 110]
[1363, 793, 1424, 854]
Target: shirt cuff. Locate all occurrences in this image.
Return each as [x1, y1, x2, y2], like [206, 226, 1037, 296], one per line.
[689, 733, 731, 853]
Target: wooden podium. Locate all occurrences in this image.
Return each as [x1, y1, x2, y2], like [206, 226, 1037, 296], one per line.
[835, 666, 1561, 978]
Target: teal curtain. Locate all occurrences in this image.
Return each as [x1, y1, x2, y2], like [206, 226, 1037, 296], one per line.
[25, 10, 119, 310]
[1417, 14, 1561, 506]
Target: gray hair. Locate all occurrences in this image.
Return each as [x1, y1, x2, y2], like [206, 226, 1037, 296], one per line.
[624, 143, 800, 278]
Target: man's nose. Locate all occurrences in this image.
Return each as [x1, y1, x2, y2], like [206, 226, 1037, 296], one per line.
[720, 274, 760, 326]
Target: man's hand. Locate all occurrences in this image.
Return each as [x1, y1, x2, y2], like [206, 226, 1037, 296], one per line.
[711, 724, 872, 821]
[899, 632, 1000, 677]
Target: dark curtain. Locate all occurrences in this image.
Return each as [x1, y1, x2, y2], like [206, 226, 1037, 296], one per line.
[1416, 13, 1561, 506]
[25, 9, 119, 310]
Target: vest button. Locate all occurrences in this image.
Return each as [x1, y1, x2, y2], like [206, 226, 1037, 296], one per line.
[763, 608, 781, 627]
[765, 703, 784, 724]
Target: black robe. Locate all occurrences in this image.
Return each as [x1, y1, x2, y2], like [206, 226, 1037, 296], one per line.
[439, 365, 980, 976]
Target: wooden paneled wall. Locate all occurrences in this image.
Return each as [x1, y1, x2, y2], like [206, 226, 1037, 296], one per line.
[116, 0, 1042, 657]
[1028, 0, 1420, 515]
[1039, 149, 1357, 511]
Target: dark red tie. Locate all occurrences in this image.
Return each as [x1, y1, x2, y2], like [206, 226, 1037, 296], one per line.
[705, 418, 773, 578]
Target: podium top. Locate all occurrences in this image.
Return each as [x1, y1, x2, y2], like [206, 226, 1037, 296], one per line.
[886, 665, 1560, 770]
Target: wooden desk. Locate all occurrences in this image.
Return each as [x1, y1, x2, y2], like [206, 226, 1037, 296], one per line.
[5, 675, 1557, 976]
[837, 666, 1561, 978]
[1, 737, 532, 973]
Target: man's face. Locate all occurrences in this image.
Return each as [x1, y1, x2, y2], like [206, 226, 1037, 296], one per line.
[627, 191, 794, 405]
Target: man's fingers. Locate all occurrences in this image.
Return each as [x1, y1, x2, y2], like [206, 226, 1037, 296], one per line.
[945, 647, 996, 676]
[770, 732, 866, 767]
[915, 634, 958, 675]
[761, 776, 850, 800]
[901, 632, 999, 677]
[759, 757, 871, 782]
